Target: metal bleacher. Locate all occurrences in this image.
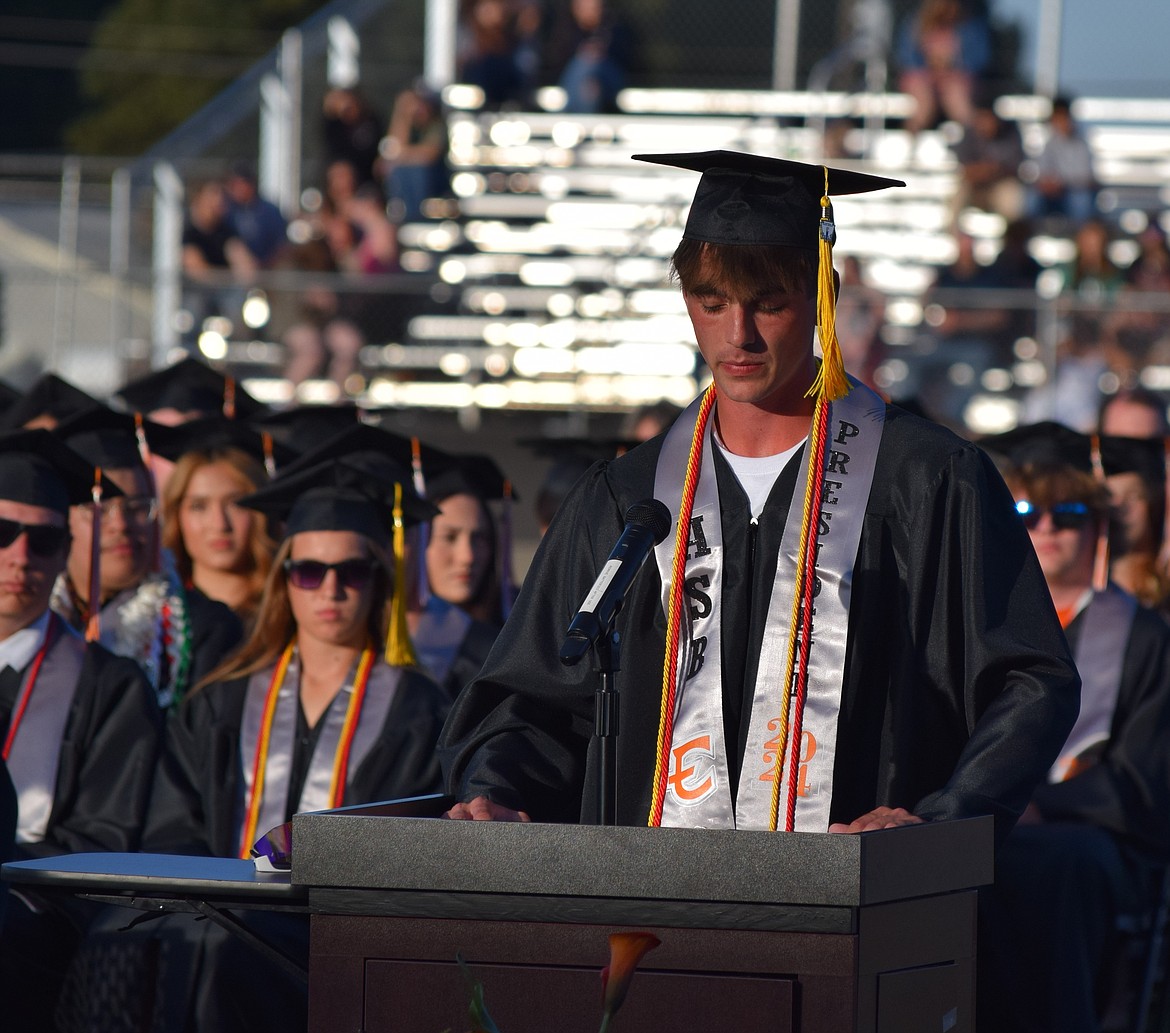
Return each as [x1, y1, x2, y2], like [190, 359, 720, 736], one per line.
[279, 88, 1170, 424]
[358, 89, 962, 415]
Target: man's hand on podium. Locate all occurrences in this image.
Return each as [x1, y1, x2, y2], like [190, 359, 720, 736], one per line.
[444, 796, 532, 822]
[827, 806, 924, 834]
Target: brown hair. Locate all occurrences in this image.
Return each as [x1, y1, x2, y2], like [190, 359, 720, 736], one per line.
[195, 533, 395, 690]
[670, 240, 818, 299]
[1003, 463, 1112, 525]
[162, 447, 275, 619]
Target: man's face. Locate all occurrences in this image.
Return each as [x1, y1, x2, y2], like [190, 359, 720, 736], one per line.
[0, 499, 69, 633]
[1017, 492, 1097, 591]
[683, 255, 818, 413]
[68, 466, 156, 599]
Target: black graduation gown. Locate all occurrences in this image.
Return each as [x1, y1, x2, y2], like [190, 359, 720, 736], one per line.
[143, 665, 450, 857]
[0, 644, 161, 860]
[438, 403, 1081, 842]
[0, 641, 160, 1027]
[183, 587, 244, 697]
[978, 598, 1170, 1032]
[64, 664, 449, 1033]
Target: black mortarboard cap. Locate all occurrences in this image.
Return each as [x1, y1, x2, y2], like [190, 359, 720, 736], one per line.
[1099, 434, 1167, 482]
[0, 429, 122, 513]
[278, 423, 459, 489]
[0, 381, 22, 412]
[252, 404, 370, 457]
[145, 416, 296, 469]
[54, 405, 154, 471]
[0, 374, 98, 431]
[235, 459, 437, 544]
[113, 358, 268, 420]
[978, 422, 1166, 482]
[632, 150, 905, 248]
[979, 421, 1095, 473]
[426, 452, 516, 502]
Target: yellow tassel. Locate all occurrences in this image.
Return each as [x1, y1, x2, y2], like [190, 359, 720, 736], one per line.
[806, 168, 851, 403]
[385, 482, 418, 666]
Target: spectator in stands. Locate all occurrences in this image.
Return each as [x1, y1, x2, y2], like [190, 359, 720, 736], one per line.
[379, 81, 451, 223]
[321, 86, 383, 187]
[1062, 216, 1124, 302]
[181, 178, 258, 348]
[1109, 219, 1170, 367]
[918, 229, 1014, 419]
[949, 95, 1026, 224]
[978, 445, 1170, 1033]
[542, 0, 635, 114]
[1023, 96, 1098, 227]
[834, 254, 888, 390]
[223, 160, 289, 268]
[457, 0, 528, 108]
[894, 0, 992, 134]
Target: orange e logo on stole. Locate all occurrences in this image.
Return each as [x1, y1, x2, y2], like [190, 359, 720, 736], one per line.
[668, 735, 716, 802]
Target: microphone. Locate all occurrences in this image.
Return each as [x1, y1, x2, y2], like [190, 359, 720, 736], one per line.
[559, 498, 672, 666]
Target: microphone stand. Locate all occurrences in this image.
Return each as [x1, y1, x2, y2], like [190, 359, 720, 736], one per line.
[591, 626, 622, 827]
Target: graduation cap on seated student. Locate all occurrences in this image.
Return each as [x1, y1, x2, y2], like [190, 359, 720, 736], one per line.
[251, 403, 383, 458]
[978, 421, 1170, 592]
[113, 357, 268, 424]
[145, 415, 299, 479]
[234, 454, 437, 664]
[0, 429, 125, 640]
[518, 436, 635, 534]
[0, 373, 98, 432]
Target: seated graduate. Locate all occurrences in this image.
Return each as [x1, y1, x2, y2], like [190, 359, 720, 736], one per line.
[150, 416, 288, 628]
[438, 150, 1080, 836]
[69, 457, 452, 1033]
[50, 404, 244, 708]
[275, 422, 508, 702]
[0, 430, 160, 1027]
[143, 454, 450, 858]
[977, 427, 1170, 1033]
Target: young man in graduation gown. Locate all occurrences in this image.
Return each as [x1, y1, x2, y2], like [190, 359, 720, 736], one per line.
[0, 430, 161, 1026]
[50, 404, 243, 707]
[978, 438, 1170, 1032]
[439, 151, 1080, 842]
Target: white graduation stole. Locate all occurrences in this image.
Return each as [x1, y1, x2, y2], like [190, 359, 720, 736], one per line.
[653, 380, 885, 830]
[237, 656, 401, 854]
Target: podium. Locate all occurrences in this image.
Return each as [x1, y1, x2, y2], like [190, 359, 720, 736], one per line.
[292, 805, 993, 1033]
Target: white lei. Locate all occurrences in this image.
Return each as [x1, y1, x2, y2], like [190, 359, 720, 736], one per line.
[50, 549, 191, 707]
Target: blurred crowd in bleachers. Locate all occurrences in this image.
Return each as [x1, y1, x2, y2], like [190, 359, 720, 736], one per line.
[169, 0, 1170, 441]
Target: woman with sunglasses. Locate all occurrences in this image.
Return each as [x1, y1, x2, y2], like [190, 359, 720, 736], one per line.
[73, 461, 449, 1033]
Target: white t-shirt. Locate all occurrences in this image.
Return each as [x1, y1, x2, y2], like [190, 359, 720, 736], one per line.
[714, 430, 806, 518]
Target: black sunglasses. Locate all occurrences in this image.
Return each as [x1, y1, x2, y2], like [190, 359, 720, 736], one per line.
[284, 557, 378, 591]
[1015, 500, 1092, 532]
[0, 518, 68, 557]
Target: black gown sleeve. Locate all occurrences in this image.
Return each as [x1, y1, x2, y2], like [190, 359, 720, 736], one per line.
[891, 440, 1082, 842]
[183, 588, 244, 692]
[19, 648, 161, 859]
[438, 461, 623, 821]
[142, 679, 244, 857]
[1031, 606, 1170, 856]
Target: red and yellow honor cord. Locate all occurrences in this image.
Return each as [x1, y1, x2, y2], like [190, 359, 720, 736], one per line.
[237, 642, 375, 858]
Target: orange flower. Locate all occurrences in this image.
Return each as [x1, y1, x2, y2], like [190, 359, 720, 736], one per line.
[598, 931, 661, 1031]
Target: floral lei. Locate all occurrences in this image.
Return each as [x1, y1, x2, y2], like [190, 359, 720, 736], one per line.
[51, 549, 194, 708]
